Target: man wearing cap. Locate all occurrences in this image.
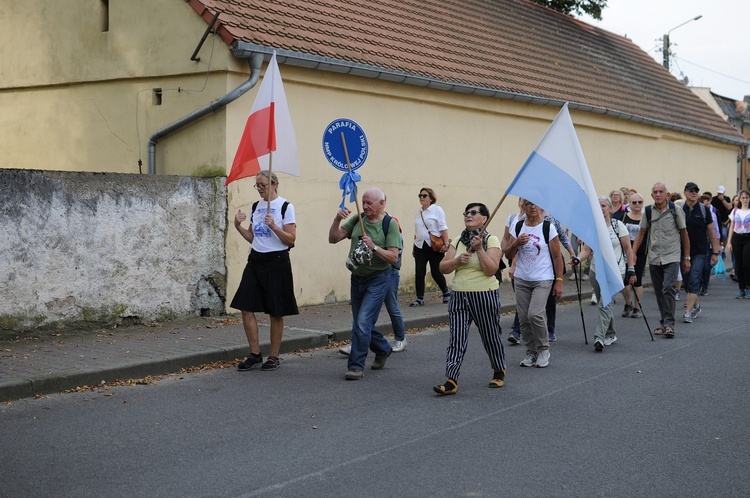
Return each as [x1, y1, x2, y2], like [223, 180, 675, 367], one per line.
[633, 182, 690, 338]
[712, 186, 733, 244]
[681, 182, 720, 323]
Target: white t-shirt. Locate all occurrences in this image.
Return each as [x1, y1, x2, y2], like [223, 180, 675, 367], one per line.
[414, 204, 448, 247]
[251, 196, 295, 253]
[731, 208, 750, 234]
[591, 219, 628, 275]
[513, 221, 558, 281]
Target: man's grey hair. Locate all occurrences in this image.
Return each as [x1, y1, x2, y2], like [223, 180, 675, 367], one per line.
[364, 188, 385, 202]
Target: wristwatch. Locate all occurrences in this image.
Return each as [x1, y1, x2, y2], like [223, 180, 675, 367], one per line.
[373, 245, 379, 252]
[684, 256, 691, 260]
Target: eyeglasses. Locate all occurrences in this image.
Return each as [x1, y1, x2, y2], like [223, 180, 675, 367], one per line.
[418, 194, 429, 198]
[463, 210, 481, 216]
[630, 200, 643, 204]
[254, 183, 269, 191]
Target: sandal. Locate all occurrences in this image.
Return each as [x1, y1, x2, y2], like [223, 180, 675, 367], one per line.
[654, 327, 664, 335]
[488, 370, 505, 388]
[433, 379, 457, 395]
[664, 326, 675, 338]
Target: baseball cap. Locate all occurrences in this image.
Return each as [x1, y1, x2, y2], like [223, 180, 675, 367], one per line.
[717, 185, 726, 194]
[684, 182, 699, 192]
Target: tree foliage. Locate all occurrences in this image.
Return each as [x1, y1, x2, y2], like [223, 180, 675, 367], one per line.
[530, 0, 608, 20]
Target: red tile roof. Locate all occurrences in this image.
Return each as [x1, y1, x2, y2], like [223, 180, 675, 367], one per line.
[187, 0, 744, 144]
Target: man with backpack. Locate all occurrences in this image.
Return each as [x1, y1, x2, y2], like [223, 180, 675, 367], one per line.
[632, 182, 690, 338]
[328, 188, 402, 380]
[681, 182, 720, 323]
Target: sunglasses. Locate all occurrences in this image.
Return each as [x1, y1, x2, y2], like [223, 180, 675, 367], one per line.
[463, 210, 482, 216]
[254, 183, 269, 191]
[630, 200, 643, 204]
[418, 194, 429, 198]
[687, 188, 700, 194]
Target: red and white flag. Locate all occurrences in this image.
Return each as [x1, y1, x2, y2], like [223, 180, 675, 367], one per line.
[225, 52, 299, 185]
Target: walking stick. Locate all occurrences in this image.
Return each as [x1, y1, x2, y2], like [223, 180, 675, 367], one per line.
[630, 284, 654, 341]
[572, 260, 588, 345]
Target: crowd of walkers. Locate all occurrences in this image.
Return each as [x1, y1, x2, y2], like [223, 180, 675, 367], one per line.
[228, 176, 749, 395]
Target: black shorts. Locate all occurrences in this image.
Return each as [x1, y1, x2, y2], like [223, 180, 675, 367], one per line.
[230, 249, 299, 317]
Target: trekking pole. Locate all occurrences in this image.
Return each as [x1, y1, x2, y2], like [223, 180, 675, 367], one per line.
[630, 284, 654, 341]
[571, 258, 588, 345]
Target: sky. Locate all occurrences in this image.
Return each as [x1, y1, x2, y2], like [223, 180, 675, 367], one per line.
[579, 0, 750, 101]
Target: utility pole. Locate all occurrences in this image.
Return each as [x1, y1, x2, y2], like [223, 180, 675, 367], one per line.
[662, 15, 702, 71]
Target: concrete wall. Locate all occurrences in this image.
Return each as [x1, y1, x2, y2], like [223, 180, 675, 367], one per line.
[0, 170, 227, 333]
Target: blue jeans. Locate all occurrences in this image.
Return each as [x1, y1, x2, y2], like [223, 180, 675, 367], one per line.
[349, 268, 393, 371]
[684, 254, 706, 294]
[383, 268, 405, 341]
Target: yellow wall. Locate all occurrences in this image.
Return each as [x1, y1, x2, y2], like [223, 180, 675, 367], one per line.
[1, 1, 738, 309]
[225, 66, 738, 307]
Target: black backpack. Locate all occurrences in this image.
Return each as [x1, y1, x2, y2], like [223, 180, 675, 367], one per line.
[382, 213, 403, 270]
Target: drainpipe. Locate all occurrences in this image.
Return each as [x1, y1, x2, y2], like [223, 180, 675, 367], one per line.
[147, 52, 265, 175]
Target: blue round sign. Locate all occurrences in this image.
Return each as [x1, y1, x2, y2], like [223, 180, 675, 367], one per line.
[322, 118, 368, 172]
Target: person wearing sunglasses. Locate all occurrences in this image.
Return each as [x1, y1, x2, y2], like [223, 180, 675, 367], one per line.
[621, 193, 646, 318]
[231, 170, 298, 372]
[411, 188, 451, 308]
[433, 203, 505, 395]
[505, 200, 563, 368]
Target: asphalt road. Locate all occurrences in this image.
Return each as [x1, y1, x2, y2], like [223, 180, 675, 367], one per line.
[1, 282, 748, 497]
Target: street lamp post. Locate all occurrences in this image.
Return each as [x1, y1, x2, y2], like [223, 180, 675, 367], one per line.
[662, 15, 702, 71]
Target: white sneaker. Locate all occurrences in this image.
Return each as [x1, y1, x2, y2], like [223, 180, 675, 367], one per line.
[582, 274, 590, 281]
[339, 343, 351, 355]
[520, 353, 537, 367]
[603, 335, 617, 346]
[590, 293, 598, 305]
[682, 312, 692, 323]
[536, 350, 550, 368]
[392, 339, 407, 352]
[568, 272, 576, 281]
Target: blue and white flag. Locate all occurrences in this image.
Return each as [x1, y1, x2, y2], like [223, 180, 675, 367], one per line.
[505, 103, 623, 306]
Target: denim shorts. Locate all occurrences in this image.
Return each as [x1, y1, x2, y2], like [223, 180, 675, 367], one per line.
[684, 253, 706, 294]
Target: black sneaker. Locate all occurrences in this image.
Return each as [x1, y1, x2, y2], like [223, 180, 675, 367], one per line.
[261, 356, 280, 371]
[238, 353, 262, 371]
[622, 304, 632, 317]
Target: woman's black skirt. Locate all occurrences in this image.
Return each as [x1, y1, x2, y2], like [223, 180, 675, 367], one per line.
[230, 249, 299, 317]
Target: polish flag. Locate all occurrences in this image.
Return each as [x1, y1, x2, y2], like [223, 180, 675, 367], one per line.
[225, 52, 299, 185]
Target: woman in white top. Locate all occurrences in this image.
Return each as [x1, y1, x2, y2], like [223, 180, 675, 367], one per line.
[412, 188, 451, 306]
[726, 189, 750, 298]
[574, 196, 636, 352]
[231, 171, 298, 371]
[505, 199, 563, 368]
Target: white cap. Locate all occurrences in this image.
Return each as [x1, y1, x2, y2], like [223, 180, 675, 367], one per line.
[717, 185, 726, 194]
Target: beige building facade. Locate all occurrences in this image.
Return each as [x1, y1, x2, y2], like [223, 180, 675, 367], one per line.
[1, 1, 743, 312]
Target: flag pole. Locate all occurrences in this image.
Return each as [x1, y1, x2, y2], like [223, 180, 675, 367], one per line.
[476, 192, 509, 241]
[266, 151, 274, 213]
[340, 131, 367, 238]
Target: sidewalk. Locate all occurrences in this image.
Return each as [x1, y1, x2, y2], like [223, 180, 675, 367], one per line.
[0, 277, 599, 402]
